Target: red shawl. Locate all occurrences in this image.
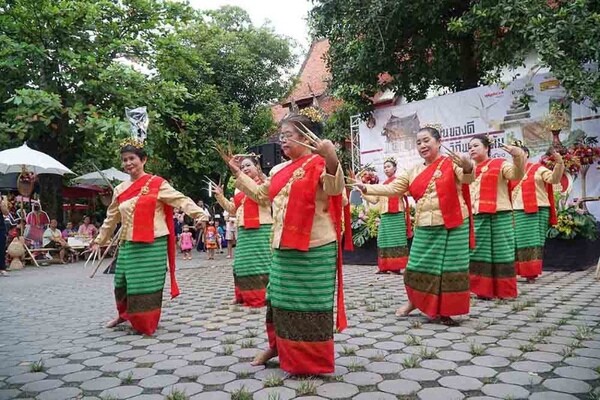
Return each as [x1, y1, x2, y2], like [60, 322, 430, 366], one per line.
[476, 158, 505, 214]
[233, 191, 260, 229]
[509, 163, 558, 226]
[409, 157, 475, 248]
[117, 174, 179, 298]
[269, 155, 348, 332]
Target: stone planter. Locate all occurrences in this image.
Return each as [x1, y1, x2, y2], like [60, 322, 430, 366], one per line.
[543, 236, 600, 271]
[343, 237, 377, 265]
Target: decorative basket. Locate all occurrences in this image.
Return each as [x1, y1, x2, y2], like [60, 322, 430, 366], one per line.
[7, 237, 25, 270]
[17, 169, 36, 197]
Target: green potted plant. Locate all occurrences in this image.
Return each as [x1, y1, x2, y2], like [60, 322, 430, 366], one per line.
[543, 194, 599, 271]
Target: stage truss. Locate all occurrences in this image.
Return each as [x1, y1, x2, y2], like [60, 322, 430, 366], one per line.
[350, 114, 361, 172]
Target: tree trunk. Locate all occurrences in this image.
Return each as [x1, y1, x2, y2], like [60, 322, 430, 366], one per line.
[38, 175, 63, 223]
[457, 34, 480, 90]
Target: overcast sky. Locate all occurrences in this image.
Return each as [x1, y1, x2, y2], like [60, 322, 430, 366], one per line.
[188, 0, 312, 65]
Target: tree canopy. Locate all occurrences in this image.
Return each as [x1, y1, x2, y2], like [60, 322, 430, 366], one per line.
[0, 0, 296, 217]
[309, 0, 600, 108]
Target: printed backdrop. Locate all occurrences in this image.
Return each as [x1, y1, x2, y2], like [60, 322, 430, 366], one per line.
[358, 73, 600, 218]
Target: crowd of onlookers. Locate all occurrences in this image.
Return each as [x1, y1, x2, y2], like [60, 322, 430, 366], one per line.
[0, 197, 236, 275]
[173, 200, 238, 261]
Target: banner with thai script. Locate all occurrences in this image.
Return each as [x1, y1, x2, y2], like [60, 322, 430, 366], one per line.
[358, 73, 600, 217]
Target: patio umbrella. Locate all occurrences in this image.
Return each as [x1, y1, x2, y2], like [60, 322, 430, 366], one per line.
[0, 143, 73, 175]
[72, 167, 129, 187]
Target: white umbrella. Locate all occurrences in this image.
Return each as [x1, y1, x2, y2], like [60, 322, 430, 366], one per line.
[73, 167, 129, 186]
[0, 142, 73, 175]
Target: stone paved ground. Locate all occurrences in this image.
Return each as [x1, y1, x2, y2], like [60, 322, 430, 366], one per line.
[1, 254, 599, 400]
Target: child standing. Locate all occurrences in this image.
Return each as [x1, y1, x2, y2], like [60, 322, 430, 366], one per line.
[204, 220, 218, 260]
[179, 225, 194, 260]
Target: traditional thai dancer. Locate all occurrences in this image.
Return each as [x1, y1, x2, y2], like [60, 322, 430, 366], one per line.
[214, 155, 273, 307]
[362, 157, 412, 274]
[92, 138, 208, 336]
[356, 126, 474, 326]
[510, 142, 564, 283]
[467, 134, 525, 299]
[218, 110, 350, 375]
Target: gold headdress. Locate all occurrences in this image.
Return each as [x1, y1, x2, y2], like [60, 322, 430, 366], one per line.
[119, 137, 145, 149]
[511, 139, 524, 147]
[422, 123, 443, 132]
[384, 156, 397, 165]
[298, 106, 324, 124]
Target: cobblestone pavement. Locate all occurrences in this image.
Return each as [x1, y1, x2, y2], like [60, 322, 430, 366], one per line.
[1, 254, 599, 400]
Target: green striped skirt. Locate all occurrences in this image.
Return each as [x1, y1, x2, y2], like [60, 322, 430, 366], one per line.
[114, 236, 167, 335]
[469, 211, 517, 299]
[404, 221, 470, 317]
[233, 224, 272, 307]
[377, 212, 409, 272]
[514, 207, 549, 278]
[267, 242, 337, 375]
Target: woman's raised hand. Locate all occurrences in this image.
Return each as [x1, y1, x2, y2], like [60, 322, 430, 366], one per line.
[441, 143, 473, 173]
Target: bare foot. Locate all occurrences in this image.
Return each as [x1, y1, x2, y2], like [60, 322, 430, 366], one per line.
[526, 278, 536, 284]
[395, 304, 415, 317]
[251, 348, 278, 366]
[230, 298, 241, 305]
[106, 317, 125, 328]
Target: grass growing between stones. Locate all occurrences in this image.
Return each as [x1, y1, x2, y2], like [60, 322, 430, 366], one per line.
[511, 302, 526, 312]
[241, 339, 255, 348]
[29, 360, 44, 373]
[231, 386, 253, 400]
[341, 345, 356, 356]
[575, 325, 593, 340]
[297, 378, 318, 396]
[401, 354, 421, 369]
[410, 320, 422, 329]
[469, 343, 485, 356]
[264, 374, 284, 387]
[419, 347, 438, 359]
[347, 361, 365, 372]
[223, 336, 237, 345]
[405, 334, 422, 346]
[223, 345, 234, 355]
[123, 371, 134, 384]
[518, 343, 536, 352]
[165, 390, 189, 400]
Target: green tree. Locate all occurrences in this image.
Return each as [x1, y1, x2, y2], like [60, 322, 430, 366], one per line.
[0, 1, 295, 218]
[309, 0, 600, 108]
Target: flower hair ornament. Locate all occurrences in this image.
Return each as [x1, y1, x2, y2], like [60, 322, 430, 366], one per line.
[120, 107, 149, 149]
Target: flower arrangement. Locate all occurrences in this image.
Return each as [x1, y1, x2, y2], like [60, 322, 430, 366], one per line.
[542, 103, 570, 132]
[547, 205, 598, 241]
[350, 204, 380, 247]
[541, 134, 600, 177]
[358, 168, 379, 184]
[541, 151, 581, 175]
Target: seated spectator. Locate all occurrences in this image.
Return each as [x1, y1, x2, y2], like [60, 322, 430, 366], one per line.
[43, 219, 70, 263]
[78, 216, 98, 239]
[62, 222, 77, 239]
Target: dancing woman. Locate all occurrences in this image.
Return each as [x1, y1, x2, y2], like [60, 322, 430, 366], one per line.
[467, 134, 525, 299]
[219, 111, 348, 375]
[92, 139, 208, 336]
[509, 143, 564, 283]
[214, 155, 273, 307]
[362, 157, 412, 274]
[356, 126, 474, 325]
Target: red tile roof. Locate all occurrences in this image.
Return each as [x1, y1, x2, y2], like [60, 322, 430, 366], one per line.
[282, 39, 331, 106]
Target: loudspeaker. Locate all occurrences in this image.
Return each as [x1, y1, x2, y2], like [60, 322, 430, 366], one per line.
[248, 143, 282, 173]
